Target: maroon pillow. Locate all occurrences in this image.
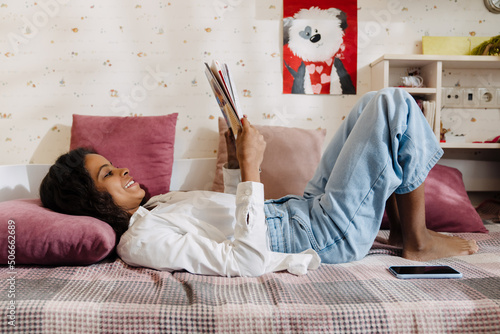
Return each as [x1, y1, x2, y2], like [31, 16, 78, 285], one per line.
[381, 164, 488, 233]
[70, 114, 177, 198]
[0, 199, 115, 265]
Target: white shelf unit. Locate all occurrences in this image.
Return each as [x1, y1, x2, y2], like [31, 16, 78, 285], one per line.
[370, 54, 500, 149]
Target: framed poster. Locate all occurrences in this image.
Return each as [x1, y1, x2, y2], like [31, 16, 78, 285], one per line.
[283, 0, 357, 95]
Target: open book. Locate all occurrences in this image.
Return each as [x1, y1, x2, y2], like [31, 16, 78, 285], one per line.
[204, 60, 242, 137]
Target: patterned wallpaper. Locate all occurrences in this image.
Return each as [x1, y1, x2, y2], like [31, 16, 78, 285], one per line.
[0, 0, 498, 164]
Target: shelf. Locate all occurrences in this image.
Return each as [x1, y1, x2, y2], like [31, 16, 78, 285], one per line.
[398, 87, 437, 95]
[440, 143, 500, 149]
[371, 54, 500, 192]
[371, 54, 500, 153]
[371, 54, 500, 69]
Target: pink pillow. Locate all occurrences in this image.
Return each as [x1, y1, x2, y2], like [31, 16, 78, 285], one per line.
[381, 164, 488, 233]
[213, 117, 326, 199]
[70, 114, 177, 198]
[0, 199, 115, 265]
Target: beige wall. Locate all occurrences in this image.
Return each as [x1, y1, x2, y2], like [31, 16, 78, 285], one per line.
[1, 0, 499, 164]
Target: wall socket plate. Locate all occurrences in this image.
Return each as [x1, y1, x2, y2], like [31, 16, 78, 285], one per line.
[462, 88, 478, 107]
[442, 87, 500, 108]
[478, 88, 496, 107]
[442, 88, 463, 107]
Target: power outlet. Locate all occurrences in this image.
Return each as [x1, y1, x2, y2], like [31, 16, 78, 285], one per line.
[442, 86, 500, 108]
[478, 88, 496, 107]
[442, 88, 462, 107]
[462, 88, 479, 107]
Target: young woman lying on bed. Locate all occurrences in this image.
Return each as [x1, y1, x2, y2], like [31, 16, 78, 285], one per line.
[39, 88, 478, 277]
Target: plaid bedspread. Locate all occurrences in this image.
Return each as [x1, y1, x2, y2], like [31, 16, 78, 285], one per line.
[2, 224, 499, 333]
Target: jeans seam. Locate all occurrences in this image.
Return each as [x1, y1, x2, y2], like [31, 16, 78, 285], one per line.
[265, 203, 284, 253]
[337, 158, 390, 249]
[290, 214, 321, 252]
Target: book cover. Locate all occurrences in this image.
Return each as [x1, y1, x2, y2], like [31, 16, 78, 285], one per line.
[204, 61, 242, 137]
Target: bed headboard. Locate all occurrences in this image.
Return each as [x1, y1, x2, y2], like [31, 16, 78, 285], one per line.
[0, 158, 217, 202]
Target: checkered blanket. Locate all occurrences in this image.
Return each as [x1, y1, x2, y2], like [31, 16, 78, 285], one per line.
[2, 224, 499, 333]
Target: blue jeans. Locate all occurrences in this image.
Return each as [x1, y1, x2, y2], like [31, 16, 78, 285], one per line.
[264, 88, 443, 264]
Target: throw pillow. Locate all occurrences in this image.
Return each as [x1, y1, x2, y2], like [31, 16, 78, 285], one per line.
[0, 199, 116, 265]
[70, 114, 177, 198]
[213, 117, 326, 199]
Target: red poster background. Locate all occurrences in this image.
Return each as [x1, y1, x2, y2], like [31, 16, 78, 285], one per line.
[283, 0, 358, 94]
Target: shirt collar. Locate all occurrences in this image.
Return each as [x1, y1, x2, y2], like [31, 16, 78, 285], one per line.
[128, 206, 149, 227]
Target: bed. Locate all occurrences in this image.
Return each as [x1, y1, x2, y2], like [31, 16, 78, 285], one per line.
[1, 160, 499, 333]
[1, 114, 500, 333]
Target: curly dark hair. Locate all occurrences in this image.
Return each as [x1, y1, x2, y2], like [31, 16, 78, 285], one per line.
[39, 147, 131, 244]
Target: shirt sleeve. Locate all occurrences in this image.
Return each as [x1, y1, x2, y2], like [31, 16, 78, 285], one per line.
[222, 164, 241, 195]
[117, 182, 270, 277]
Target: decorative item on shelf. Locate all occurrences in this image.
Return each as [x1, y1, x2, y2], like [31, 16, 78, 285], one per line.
[400, 67, 424, 87]
[473, 135, 500, 144]
[440, 121, 448, 143]
[470, 35, 500, 55]
[400, 75, 423, 87]
[422, 36, 492, 55]
[445, 133, 466, 144]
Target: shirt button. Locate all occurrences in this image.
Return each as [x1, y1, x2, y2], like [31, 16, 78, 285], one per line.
[245, 189, 252, 196]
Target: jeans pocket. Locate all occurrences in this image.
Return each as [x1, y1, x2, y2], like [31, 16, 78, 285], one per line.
[290, 215, 321, 253]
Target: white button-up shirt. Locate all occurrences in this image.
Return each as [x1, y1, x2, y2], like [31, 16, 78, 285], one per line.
[117, 168, 320, 277]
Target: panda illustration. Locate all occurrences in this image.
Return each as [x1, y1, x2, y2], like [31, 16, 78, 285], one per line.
[283, 6, 355, 95]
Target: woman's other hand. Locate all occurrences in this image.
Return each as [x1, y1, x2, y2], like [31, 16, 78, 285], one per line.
[225, 129, 239, 169]
[236, 117, 266, 182]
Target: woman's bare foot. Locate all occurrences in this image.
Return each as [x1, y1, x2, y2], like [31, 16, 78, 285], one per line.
[382, 228, 451, 248]
[382, 229, 457, 248]
[402, 230, 479, 261]
[387, 184, 479, 261]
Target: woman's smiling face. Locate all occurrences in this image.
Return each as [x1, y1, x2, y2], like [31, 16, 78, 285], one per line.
[85, 154, 145, 215]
